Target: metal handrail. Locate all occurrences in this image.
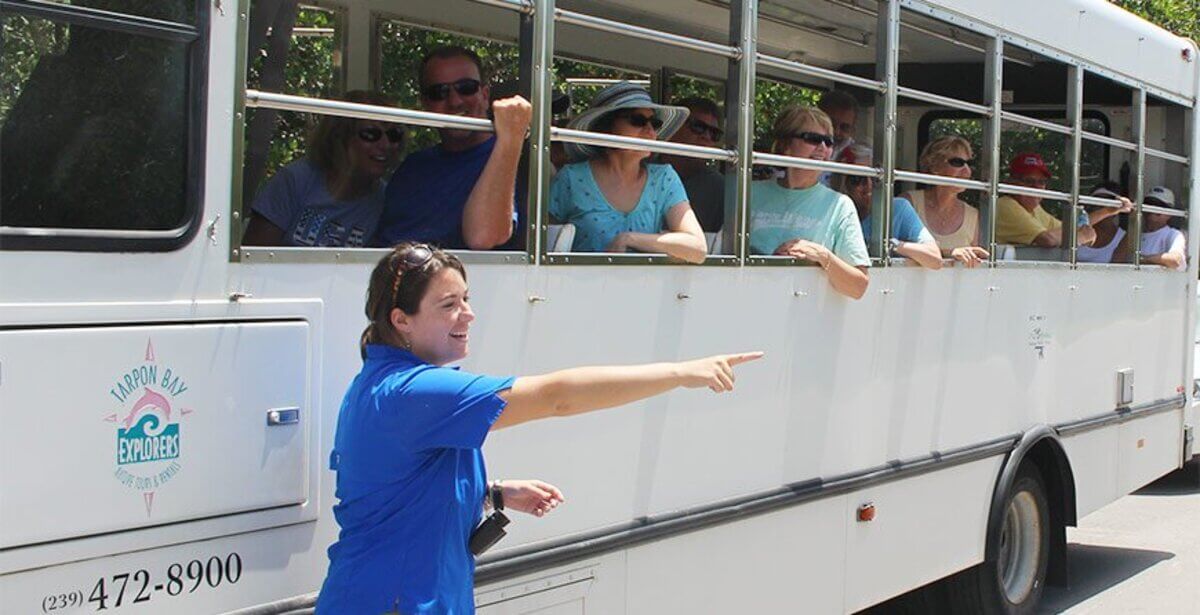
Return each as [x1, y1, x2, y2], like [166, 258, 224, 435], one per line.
[555, 9, 739, 59]
[756, 53, 886, 93]
[1080, 130, 1137, 152]
[897, 86, 991, 116]
[467, 0, 532, 13]
[1077, 194, 1128, 208]
[1144, 146, 1190, 166]
[999, 110, 1072, 136]
[997, 182, 1071, 201]
[893, 169, 989, 191]
[752, 152, 881, 177]
[245, 90, 494, 132]
[552, 127, 737, 162]
[1142, 204, 1188, 218]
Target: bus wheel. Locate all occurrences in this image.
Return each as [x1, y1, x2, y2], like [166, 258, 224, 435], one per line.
[945, 464, 1050, 614]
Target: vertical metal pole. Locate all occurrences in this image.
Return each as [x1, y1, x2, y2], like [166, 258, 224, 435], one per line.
[1131, 88, 1147, 266]
[873, 0, 900, 265]
[526, 0, 554, 264]
[982, 36, 1004, 265]
[1065, 65, 1083, 265]
[728, 0, 757, 263]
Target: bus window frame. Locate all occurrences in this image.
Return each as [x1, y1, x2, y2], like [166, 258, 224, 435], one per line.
[0, 0, 209, 253]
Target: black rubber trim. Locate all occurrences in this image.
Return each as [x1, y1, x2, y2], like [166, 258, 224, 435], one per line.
[0, 0, 198, 42]
[1053, 395, 1185, 437]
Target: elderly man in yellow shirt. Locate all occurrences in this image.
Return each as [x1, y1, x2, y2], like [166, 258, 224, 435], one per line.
[995, 152, 1097, 248]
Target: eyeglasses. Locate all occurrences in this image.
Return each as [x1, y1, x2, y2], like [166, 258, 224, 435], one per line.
[687, 118, 724, 141]
[847, 176, 878, 188]
[790, 131, 835, 148]
[358, 127, 405, 144]
[1018, 176, 1050, 188]
[833, 122, 854, 135]
[391, 244, 435, 304]
[421, 78, 482, 101]
[619, 112, 663, 130]
[947, 157, 974, 168]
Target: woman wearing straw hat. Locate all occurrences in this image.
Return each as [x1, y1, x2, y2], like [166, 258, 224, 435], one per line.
[549, 82, 708, 263]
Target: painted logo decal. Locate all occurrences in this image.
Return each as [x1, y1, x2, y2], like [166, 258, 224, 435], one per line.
[103, 338, 194, 516]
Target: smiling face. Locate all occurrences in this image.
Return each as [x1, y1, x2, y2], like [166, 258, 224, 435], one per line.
[929, 144, 973, 196]
[420, 54, 490, 146]
[392, 268, 475, 366]
[348, 120, 402, 181]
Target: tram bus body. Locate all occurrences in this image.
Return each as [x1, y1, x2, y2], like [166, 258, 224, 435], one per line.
[1, 0, 1197, 613]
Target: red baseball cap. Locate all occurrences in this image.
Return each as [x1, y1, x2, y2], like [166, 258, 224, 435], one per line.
[1009, 152, 1053, 179]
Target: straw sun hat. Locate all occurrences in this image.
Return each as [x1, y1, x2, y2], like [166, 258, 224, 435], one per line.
[564, 81, 690, 162]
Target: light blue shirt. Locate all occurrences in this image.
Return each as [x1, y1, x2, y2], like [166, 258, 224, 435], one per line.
[748, 180, 871, 266]
[861, 197, 936, 244]
[549, 161, 689, 252]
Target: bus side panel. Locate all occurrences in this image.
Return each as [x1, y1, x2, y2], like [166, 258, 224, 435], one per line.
[1118, 409, 1185, 494]
[1061, 428, 1121, 519]
[622, 496, 848, 614]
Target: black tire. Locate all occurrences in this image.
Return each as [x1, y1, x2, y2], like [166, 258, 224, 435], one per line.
[942, 464, 1051, 614]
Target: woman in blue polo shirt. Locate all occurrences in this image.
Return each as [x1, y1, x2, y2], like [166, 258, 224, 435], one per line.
[316, 242, 762, 614]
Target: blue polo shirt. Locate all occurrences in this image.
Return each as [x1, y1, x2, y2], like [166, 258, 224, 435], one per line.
[376, 136, 522, 250]
[316, 344, 514, 614]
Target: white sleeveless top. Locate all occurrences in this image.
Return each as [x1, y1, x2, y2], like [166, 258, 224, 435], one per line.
[1077, 227, 1125, 263]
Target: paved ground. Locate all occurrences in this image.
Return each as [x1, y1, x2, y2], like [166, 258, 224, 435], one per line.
[1038, 462, 1200, 614]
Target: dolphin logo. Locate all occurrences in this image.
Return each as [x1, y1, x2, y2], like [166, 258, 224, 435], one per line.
[120, 388, 173, 430]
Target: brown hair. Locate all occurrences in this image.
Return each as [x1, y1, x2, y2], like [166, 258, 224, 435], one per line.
[360, 243, 467, 359]
[307, 90, 399, 200]
[770, 106, 833, 155]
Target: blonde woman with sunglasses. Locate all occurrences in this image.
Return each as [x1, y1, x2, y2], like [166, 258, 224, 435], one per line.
[901, 135, 990, 267]
[244, 90, 403, 247]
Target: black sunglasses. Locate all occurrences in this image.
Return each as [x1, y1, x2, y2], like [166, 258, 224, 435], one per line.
[421, 78, 482, 101]
[687, 118, 724, 141]
[791, 131, 835, 148]
[947, 157, 974, 168]
[391, 244, 435, 304]
[619, 112, 663, 130]
[358, 127, 405, 144]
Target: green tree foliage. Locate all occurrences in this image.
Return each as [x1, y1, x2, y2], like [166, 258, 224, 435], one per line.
[1112, 0, 1200, 41]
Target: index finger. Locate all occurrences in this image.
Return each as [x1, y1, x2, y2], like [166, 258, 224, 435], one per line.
[726, 351, 765, 366]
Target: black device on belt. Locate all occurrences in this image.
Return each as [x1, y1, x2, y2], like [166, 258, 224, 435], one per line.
[469, 482, 509, 556]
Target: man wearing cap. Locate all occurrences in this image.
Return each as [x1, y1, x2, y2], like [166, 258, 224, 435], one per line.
[1140, 185, 1187, 270]
[995, 152, 1097, 248]
[662, 97, 727, 232]
[375, 46, 531, 250]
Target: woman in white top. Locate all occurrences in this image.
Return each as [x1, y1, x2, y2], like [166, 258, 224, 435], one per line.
[900, 136, 989, 267]
[1077, 183, 1134, 264]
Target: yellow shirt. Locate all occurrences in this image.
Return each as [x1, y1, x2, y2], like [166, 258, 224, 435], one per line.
[995, 196, 1061, 245]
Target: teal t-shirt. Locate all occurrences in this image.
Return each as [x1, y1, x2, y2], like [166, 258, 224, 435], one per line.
[549, 161, 689, 252]
[748, 180, 871, 266]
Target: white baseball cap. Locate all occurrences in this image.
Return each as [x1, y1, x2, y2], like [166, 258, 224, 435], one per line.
[1145, 185, 1176, 208]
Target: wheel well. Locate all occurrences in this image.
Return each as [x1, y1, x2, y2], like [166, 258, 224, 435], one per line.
[1022, 437, 1077, 587]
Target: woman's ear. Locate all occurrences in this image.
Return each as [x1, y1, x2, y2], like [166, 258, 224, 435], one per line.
[390, 307, 413, 338]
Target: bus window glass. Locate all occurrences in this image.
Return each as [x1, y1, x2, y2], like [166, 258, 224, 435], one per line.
[1, 13, 192, 232]
[1141, 155, 1189, 270]
[547, 1, 732, 262]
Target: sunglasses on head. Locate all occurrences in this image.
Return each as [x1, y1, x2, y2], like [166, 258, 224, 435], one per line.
[791, 131, 835, 148]
[421, 78, 482, 101]
[687, 118, 724, 141]
[358, 127, 405, 144]
[391, 244, 435, 304]
[946, 157, 974, 168]
[619, 112, 663, 130]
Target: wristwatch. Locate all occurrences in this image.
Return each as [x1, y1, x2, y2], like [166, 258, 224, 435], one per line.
[887, 237, 903, 256]
[489, 481, 505, 511]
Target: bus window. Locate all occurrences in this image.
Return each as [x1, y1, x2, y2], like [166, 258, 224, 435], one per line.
[546, 1, 736, 264]
[1140, 93, 1190, 270]
[1, 1, 202, 250]
[749, 0, 882, 272]
[242, 5, 347, 205]
[996, 47, 1076, 262]
[892, 9, 990, 266]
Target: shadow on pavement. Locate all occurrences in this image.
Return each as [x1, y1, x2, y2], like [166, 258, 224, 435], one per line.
[1037, 543, 1175, 613]
[1134, 460, 1200, 496]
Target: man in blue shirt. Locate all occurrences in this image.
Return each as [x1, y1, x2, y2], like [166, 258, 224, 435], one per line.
[375, 46, 530, 250]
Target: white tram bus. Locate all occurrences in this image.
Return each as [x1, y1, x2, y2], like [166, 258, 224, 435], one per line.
[1, 0, 1197, 612]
